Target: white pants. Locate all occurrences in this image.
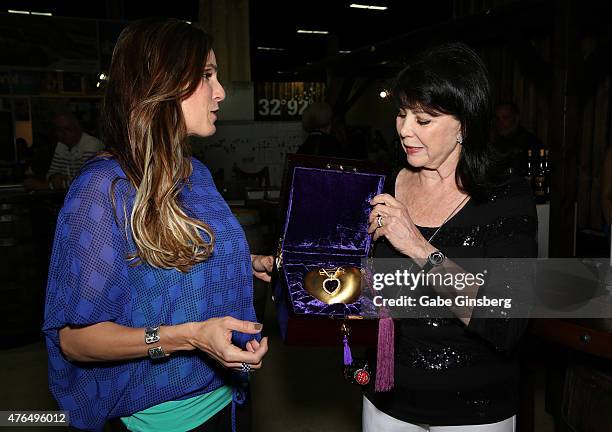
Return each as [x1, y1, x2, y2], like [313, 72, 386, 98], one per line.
[363, 396, 515, 432]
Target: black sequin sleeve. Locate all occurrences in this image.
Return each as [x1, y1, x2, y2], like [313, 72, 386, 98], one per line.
[465, 178, 538, 353]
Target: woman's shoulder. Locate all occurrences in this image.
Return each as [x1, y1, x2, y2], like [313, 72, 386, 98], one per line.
[469, 173, 537, 225]
[77, 156, 125, 182]
[188, 157, 217, 189]
[486, 173, 536, 210]
[190, 157, 215, 179]
[67, 157, 130, 203]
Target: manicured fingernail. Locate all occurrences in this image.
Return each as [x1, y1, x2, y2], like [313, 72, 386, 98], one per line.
[254, 323, 263, 331]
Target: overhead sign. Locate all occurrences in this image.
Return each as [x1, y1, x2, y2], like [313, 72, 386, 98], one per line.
[254, 81, 325, 121]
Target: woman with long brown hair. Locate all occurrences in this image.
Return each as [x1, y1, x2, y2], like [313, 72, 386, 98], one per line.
[43, 18, 270, 431]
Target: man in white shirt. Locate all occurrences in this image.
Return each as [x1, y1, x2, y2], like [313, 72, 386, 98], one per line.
[47, 112, 104, 189]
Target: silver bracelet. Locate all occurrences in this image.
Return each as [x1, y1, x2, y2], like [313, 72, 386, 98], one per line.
[145, 325, 161, 344]
[145, 326, 167, 360]
[148, 346, 167, 360]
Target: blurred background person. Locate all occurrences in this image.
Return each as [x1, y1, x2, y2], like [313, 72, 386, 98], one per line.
[493, 102, 543, 176]
[296, 101, 347, 158]
[46, 111, 104, 189]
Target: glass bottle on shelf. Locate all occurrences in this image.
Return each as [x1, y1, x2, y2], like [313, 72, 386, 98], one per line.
[525, 149, 534, 188]
[544, 149, 550, 199]
[533, 148, 547, 203]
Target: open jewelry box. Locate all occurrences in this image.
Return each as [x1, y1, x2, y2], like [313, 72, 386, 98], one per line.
[272, 155, 386, 345]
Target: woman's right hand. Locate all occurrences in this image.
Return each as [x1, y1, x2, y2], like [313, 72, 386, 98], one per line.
[368, 193, 434, 263]
[186, 317, 268, 371]
[58, 319, 268, 366]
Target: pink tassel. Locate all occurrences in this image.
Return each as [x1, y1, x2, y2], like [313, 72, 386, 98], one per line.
[375, 316, 394, 392]
[343, 335, 353, 366]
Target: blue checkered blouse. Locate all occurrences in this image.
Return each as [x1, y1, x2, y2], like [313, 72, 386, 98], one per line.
[43, 157, 257, 431]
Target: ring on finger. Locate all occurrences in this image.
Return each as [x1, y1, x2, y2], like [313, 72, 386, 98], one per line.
[240, 362, 251, 373]
[376, 215, 384, 228]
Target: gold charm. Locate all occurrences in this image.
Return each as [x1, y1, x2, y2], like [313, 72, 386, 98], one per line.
[303, 266, 362, 304]
[321, 267, 344, 295]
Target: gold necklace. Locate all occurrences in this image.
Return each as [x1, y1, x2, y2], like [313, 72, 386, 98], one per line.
[303, 266, 362, 304]
[319, 267, 345, 295]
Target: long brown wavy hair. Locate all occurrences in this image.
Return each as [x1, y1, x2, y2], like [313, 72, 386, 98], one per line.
[101, 18, 215, 272]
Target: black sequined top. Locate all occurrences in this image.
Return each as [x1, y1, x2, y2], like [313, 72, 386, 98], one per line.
[364, 173, 538, 426]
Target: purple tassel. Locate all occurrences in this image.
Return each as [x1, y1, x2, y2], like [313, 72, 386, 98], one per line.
[343, 335, 353, 366]
[375, 316, 394, 392]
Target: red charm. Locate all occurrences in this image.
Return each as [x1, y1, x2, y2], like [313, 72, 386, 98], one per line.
[354, 368, 370, 385]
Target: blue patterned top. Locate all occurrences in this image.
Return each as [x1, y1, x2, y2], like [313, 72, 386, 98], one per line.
[43, 157, 257, 431]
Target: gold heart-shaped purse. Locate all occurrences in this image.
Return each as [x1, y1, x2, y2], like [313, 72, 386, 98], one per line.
[303, 266, 362, 304]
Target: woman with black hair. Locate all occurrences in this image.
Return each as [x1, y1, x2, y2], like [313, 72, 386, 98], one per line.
[364, 43, 536, 431]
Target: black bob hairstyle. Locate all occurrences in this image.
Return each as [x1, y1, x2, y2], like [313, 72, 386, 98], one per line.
[392, 42, 498, 201]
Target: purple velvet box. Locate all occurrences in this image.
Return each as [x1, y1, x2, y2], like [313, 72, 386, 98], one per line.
[273, 156, 385, 345]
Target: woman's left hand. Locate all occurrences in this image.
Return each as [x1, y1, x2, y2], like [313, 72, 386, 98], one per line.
[368, 193, 435, 260]
[251, 254, 274, 282]
[246, 338, 261, 353]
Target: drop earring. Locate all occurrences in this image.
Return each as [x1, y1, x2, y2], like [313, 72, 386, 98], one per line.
[457, 135, 463, 144]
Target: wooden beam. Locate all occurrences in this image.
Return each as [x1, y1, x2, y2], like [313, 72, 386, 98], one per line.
[572, 36, 612, 105]
[549, 0, 579, 257]
[503, 30, 552, 97]
[199, 0, 251, 83]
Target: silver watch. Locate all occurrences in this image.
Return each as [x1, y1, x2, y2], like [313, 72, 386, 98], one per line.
[422, 250, 445, 273]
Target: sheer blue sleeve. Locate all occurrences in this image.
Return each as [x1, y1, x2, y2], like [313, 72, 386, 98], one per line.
[43, 161, 133, 343]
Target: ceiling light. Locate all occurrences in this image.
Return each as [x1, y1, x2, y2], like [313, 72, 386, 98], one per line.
[257, 46, 287, 51]
[339, 50, 351, 54]
[8, 9, 53, 15]
[349, 4, 388, 10]
[379, 90, 389, 98]
[297, 29, 329, 35]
